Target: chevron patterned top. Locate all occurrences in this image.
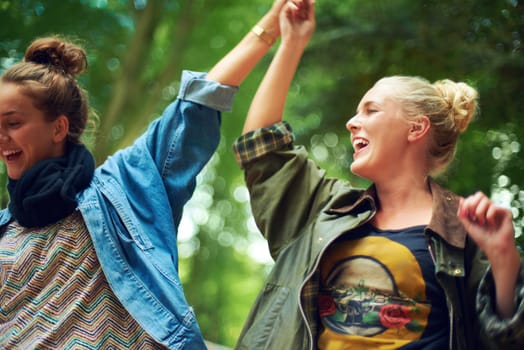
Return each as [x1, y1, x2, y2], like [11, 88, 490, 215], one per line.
[0, 210, 167, 349]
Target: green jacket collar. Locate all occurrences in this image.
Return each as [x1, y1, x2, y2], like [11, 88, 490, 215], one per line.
[327, 178, 467, 249]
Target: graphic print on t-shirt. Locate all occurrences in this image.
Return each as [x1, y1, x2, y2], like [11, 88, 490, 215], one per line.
[318, 235, 431, 349]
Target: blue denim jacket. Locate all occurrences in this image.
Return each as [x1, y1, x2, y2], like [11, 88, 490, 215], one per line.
[0, 70, 237, 350]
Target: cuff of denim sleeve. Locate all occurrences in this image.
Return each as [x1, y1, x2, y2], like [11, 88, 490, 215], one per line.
[178, 70, 239, 112]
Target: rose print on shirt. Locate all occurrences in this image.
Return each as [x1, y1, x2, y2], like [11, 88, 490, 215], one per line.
[379, 304, 414, 329]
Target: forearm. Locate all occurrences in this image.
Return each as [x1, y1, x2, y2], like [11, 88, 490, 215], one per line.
[206, 8, 281, 86]
[457, 193, 522, 319]
[242, 40, 307, 134]
[491, 247, 521, 318]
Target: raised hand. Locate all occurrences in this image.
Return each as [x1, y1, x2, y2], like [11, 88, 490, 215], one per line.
[458, 191, 521, 318]
[241, 0, 316, 133]
[280, 0, 316, 47]
[458, 191, 517, 263]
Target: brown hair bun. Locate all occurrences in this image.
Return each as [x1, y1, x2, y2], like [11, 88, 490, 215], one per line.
[25, 36, 87, 77]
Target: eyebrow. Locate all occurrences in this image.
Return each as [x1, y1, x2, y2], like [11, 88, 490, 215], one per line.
[1, 110, 19, 117]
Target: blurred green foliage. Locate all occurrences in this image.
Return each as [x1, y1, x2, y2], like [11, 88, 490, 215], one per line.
[0, 0, 523, 346]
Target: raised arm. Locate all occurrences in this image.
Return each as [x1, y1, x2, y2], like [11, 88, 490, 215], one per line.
[206, 0, 288, 86]
[242, 0, 316, 134]
[457, 192, 521, 319]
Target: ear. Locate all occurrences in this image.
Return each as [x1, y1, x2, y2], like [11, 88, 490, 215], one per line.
[52, 115, 69, 143]
[407, 115, 430, 142]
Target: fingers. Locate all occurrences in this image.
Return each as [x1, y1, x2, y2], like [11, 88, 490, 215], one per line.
[485, 203, 503, 227]
[271, 0, 290, 12]
[284, 0, 315, 20]
[279, 0, 316, 44]
[458, 192, 517, 268]
[471, 193, 491, 226]
[458, 191, 514, 229]
[290, 0, 308, 19]
[284, 1, 298, 19]
[457, 193, 493, 250]
[458, 191, 491, 225]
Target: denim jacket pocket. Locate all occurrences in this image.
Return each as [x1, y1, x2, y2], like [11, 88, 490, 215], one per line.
[110, 205, 154, 251]
[98, 177, 154, 251]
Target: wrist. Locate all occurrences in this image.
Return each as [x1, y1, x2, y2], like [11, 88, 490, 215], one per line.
[257, 12, 280, 39]
[252, 24, 276, 46]
[490, 247, 521, 281]
[280, 36, 310, 51]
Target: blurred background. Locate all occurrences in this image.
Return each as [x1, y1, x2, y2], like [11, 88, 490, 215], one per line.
[1, 0, 523, 347]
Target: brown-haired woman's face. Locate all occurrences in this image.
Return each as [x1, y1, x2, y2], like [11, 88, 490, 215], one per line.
[0, 82, 67, 180]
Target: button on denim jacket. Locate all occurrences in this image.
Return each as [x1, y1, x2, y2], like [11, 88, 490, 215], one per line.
[0, 70, 237, 350]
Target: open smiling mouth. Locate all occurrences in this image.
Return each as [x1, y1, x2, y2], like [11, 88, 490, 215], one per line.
[3, 150, 22, 161]
[353, 138, 369, 152]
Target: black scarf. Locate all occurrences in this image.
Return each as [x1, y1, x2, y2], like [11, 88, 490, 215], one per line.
[7, 143, 95, 228]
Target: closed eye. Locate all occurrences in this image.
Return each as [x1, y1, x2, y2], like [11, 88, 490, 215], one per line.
[356, 101, 381, 116]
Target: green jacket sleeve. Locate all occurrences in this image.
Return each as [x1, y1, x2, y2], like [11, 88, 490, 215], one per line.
[233, 121, 341, 259]
[476, 262, 524, 349]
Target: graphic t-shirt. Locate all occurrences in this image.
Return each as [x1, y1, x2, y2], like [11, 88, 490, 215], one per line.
[318, 223, 449, 350]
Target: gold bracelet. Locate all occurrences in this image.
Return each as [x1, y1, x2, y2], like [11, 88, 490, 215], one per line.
[252, 24, 276, 46]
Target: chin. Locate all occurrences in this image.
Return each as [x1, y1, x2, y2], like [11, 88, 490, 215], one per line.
[350, 162, 363, 176]
[350, 164, 373, 181]
[6, 167, 23, 180]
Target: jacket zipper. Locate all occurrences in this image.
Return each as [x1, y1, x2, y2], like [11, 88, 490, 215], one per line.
[298, 234, 340, 350]
[298, 279, 315, 350]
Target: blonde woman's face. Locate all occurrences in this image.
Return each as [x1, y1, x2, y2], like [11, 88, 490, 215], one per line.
[0, 83, 66, 180]
[346, 82, 412, 182]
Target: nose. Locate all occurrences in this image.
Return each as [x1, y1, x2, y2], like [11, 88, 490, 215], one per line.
[0, 128, 9, 143]
[346, 114, 360, 133]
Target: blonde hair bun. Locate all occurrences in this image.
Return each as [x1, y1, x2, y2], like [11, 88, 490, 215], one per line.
[433, 79, 478, 133]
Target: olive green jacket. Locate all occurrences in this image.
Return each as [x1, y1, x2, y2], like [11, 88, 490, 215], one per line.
[233, 122, 524, 350]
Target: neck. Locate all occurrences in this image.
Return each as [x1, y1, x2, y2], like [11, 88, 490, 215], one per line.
[371, 176, 433, 230]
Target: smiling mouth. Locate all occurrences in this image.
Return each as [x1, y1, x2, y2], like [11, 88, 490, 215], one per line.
[3, 150, 22, 161]
[353, 139, 369, 152]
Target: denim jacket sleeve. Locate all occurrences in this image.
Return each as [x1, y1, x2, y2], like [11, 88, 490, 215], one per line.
[101, 70, 238, 228]
[476, 262, 524, 349]
[79, 70, 237, 349]
[146, 70, 237, 223]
